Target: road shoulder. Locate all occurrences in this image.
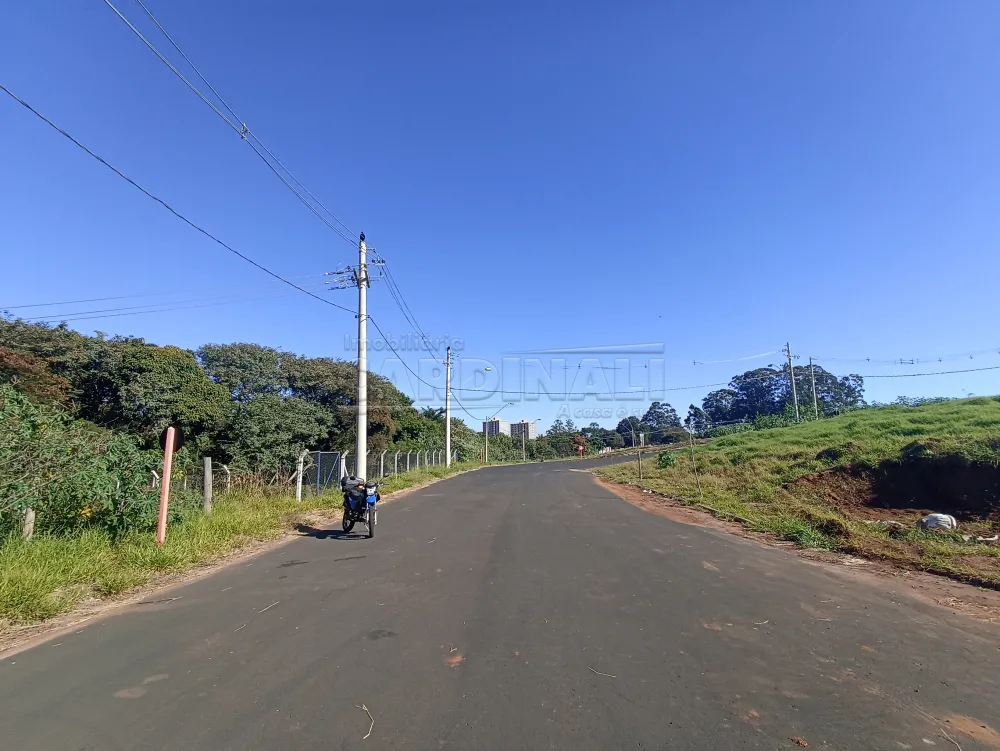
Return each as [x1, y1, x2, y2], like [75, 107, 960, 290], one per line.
[0, 467, 482, 657]
[595, 475, 1000, 625]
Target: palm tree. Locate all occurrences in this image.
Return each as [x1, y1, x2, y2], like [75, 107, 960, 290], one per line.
[420, 407, 446, 423]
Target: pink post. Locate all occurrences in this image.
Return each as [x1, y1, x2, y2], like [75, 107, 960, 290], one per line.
[156, 427, 175, 546]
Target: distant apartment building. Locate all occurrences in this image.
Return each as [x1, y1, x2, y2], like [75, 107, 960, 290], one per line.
[483, 418, 510, 436]
[510, 420, 538, 440]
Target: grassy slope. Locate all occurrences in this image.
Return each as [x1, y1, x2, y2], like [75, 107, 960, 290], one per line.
[0, 462, 481, 627]
[596, 398, 1000, 583]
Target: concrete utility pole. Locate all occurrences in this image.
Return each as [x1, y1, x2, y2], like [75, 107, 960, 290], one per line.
[809, 357, 819, 420]
[521, 427, 526, 462]
[445, 347, 452, 467]
[203, 456, 213, 513]
[357, 233, 369, 480]
[627, 420, 643, 480]
[785, 342, 800, 422]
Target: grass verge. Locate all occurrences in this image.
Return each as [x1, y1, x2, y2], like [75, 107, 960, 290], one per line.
[595, 398, 1000, 585]
[0, 461, 479, 628]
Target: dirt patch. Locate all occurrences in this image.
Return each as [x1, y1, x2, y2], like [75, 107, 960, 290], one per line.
[594, 478, 745, 535]
[937, 714, 1000, 749]
[596, 476, 1000, 624]
[791, 465, 1000, 528]
[953, 555, 1000, 580]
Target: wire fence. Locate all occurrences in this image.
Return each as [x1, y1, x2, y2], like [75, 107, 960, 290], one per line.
[151, 448, 460, 499]
[305, 449, 459, 495]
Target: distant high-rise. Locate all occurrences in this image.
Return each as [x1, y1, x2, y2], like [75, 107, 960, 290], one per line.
[483, 418, 510, 436]
[510, 420, 538, 440]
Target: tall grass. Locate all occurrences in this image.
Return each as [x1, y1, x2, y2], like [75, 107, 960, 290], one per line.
[597, 397, 1000, 583]
[0, 462, 480, 627]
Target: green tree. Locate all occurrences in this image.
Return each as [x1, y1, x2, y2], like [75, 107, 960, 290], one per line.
[221, 394, 333, 473]
[684, 404, 711, 434]
[77, 338, 231, 453]
[702, 388, 739, 423]
[421, 407, 446, 422]
[790, 365, 864, 415]
[286, 356, 405, 452]
[642, 401, 681, 443]
[197, 343, 290, 403]
[582, 422, 624, 450]
[615, 416, 649, 446]
[484, 432, 520, 462]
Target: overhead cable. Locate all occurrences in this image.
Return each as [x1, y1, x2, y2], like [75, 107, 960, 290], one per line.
[0, 83, 353, 315]
[0, 274, 327, 311]
[105, 0, 356, 246]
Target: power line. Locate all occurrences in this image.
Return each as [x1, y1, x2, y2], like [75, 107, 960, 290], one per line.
[443, 363, 997, 398]
[116, 0, 455, 380]
[105, 0, 356, 246]
[17, 283, 329, 323]
[367, 316, 440, 391]
[25, 291, 308, 324]
[860, 365, 1000, 379]
[376, 254, 443, 358]
[130, 0, 242, 124]
[0, 83, 354, 316]
[0, 274, 326, 310]
[102, 0, 240, 133]
[814, 348, 1000, 366]
[692, 349, 782, 365]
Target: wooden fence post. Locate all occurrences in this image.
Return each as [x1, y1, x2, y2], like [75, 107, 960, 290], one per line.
[203, 456, 213, 514]
[22, 507, 35, 541]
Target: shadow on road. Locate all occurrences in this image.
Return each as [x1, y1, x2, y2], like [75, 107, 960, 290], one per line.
[293, 523, 367, 541]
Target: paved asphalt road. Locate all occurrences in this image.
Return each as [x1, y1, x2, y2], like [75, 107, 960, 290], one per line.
[2, 459, 999, 750]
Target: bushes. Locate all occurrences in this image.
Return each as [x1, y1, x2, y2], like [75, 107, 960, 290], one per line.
[0, 385, 159, 537]
[656, 451, 677, 469]
[704, 423, 754, 439]
[657, 428, 688, 445]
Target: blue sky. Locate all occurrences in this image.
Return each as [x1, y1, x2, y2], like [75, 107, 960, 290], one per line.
[2, 1, 999, 431]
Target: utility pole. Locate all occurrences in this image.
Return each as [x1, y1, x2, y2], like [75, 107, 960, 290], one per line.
[809, 357, 819, 420]
[445, 347, 452, 467]
[521, 427, 526, 462]
[629, 421, 643, 480]
[785, 342, 800, 422]
[356, 233, 369, 480]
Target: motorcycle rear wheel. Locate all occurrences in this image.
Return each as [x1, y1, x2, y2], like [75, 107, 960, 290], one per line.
[342, 514, 355, 533]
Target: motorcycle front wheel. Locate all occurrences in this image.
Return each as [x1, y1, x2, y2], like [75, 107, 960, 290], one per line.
[367, 507, 376, 538]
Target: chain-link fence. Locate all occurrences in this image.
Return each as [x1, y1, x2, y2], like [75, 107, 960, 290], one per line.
[145, 447, 461, 506]
[301, 451, 343, 497]
[300, 449, 460, 495]
[350, 449, 458, 478]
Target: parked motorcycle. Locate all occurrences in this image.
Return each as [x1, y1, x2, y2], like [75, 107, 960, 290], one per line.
[340, 476, 379, 538]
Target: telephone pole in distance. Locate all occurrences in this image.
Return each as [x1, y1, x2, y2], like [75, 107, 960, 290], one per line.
[785, 342, 800, 422]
